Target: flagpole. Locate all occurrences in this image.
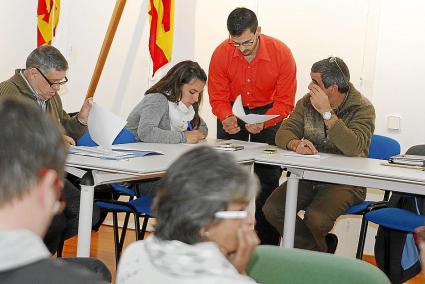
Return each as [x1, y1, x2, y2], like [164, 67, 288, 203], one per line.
[85, 0, 127, 99]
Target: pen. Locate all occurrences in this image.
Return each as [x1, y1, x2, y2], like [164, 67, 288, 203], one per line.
[187, 122, 193, 131]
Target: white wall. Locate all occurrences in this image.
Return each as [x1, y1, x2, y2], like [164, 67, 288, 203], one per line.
[2, 0, 425, 258]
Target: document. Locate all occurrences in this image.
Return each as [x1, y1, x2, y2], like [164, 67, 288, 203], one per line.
[280, 150, 321, 159]
[388, 154, 425, 166]
[232, 95, 279, 124]
[87, 102, 127, 148]
[69, 145, 163, 160]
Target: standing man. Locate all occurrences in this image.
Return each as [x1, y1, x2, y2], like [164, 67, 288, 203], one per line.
[0, 45, 97, 254]
[208, 7, 297, 245]
[263, 57, 375, 253]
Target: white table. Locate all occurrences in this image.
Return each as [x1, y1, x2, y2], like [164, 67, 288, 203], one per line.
[66, 141, 265, 256]
[255, 149, 425, 249]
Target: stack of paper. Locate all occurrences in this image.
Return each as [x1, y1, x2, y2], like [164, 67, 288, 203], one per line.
[389, 154, 425, 166]
[213, 142, 244, 152]
[69, 146, 163, 160]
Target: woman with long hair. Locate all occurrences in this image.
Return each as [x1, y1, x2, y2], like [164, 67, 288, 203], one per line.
[126, 60, 208, 144]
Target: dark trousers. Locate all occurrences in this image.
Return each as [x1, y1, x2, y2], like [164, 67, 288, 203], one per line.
[217, 104, 282, 245]
[43, 178, 101, 254]
[263, 180, 366, 251]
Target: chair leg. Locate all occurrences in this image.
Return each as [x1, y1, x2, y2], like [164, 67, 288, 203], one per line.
[117, 212, 131, 257]
[112, 212, 120, 267]
[140, 217, 150, 240]
[134, 212, 141, 240]
[56, 237, 65, 257]
[356, 216, 369, 259]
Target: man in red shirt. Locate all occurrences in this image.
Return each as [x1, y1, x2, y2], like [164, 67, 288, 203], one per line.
[208, 7, 297, 245]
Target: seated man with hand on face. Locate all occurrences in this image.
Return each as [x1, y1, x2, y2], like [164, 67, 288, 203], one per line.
[0, 96, 110, 283]
[263, 57, 375, 253]
[0, 45, 99, 254]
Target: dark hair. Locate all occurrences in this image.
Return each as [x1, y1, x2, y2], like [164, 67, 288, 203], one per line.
[0, 96, 66, 206]
[227, 7, 258, 36]
[26, 45, 68, 73]
[311, 57, 351, 93]
[153, 146, 259, 244]
[145, 60, 207, 129]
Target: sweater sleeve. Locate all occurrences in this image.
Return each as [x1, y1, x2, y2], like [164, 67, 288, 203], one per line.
[275, 98, 305, 149]
[134, 94, 185, 144]
[328, 103, 375, 157]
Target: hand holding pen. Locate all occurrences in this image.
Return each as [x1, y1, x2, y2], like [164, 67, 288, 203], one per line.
[185, 122, 206, 144]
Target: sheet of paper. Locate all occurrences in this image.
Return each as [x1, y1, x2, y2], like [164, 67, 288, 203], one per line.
[280, 151, 321, 159]
[232, 95, 279, 124]
[88, 102, 127, 148]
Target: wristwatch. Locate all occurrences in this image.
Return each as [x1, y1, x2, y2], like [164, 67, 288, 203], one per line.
[322, 110, 332, 121]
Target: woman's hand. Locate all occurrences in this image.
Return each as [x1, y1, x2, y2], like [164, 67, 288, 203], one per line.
[184, 130, 205, 144]
[227, 225, 260, 274]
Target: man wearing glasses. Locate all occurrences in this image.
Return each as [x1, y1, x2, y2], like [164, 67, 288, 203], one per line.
[0, 45, 98, 256]
[208, 7, 297, 245]
[263, 57, 376, 253]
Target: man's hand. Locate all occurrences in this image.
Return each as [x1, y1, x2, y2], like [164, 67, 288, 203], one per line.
[245, 122, 264, 134]
[184, 130, 205, 144]
[64, 135, 76, 146]
[288, 138, 318, 155]
[222, 115, 240, 134]
[77, 98, 93, 125]
[227, 225, 260, 274]
[308, 83, 332, 114]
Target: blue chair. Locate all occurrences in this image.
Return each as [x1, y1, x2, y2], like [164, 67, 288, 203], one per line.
[76, 128, 154, 265]
[344, 134, 401, 259]
[363, 145, 425, 261]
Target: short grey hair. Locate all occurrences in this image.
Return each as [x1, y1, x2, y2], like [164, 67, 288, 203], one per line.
[311, 57, 350, 93]
[26, 45, 68, 73]
[153, 146, 259, 244]
[0, 96, 66, 207]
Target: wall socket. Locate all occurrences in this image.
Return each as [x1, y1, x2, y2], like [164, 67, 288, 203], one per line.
[387, 115, 401, 130]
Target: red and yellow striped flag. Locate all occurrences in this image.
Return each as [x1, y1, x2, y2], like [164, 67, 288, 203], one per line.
[148, 0, 174, 76]
[37, 0, 60, 47]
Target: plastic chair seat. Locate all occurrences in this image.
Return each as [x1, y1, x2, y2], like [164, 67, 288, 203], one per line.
[95, 196, 154, 216]
[365, 208, 425, 232]
[345, 201, 373, 214]
[110, 184, 136, 197]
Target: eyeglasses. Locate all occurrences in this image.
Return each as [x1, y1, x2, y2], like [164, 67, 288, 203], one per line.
[214, 208, 249, 219]
[228, 34, 257, 47]
[329, 57, 349, 87]
[35, 67, 68, 88]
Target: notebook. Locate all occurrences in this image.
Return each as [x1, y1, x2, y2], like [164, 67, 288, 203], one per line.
[388, 154, 425, 166]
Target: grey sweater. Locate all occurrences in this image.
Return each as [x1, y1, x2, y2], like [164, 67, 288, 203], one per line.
[126, 93, 208, 144]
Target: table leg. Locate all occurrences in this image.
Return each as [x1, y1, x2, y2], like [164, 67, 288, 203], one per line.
[282, 172, 300, 248]
[77, 171, 95, 257]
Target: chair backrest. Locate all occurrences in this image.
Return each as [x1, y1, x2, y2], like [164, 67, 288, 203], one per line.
[405, 144, 425, 155]
[246, 245, 390, 284]
[76, 128, 137, 146]
[368, 134, 401, 160]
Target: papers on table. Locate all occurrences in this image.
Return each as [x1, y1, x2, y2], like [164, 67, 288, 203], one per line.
[88, 102, 127, 148]
[69, 145, 163, 160]
[232, 95, 279, 124]
[213, 141, 244, 151]
[388, 154, 425, 166]
[280, 151, 321, 159]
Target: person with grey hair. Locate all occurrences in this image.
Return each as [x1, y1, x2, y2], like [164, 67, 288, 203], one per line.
[0, 96, 110, 283]
[263, 57, 376, 253]
[0, 45, 99, 255]
[117, 146, 259, 284]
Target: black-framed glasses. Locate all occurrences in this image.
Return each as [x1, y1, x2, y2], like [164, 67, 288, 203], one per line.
[35, 67, 68, 88]
[228, 34, 257, 47]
